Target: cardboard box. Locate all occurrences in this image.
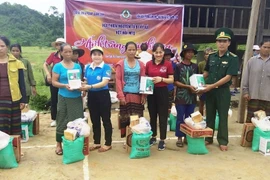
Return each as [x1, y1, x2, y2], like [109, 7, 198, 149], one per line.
[190, 111, 203, 123]
[33, 113, 39, 135]
[189, 74, 205, 90]
[126, 126, 132, 153]
[130, 115, 139, 127]
[83, 136, 89, 156]
[254, 110, 266, 120]
[259, 137, 270, 156]
[11, 135, 21, 163]
[240, 123, 255, 147]
[180, 124, 213, 138]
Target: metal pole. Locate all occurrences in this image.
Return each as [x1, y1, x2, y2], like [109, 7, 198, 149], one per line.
[237, 0, 261, 123]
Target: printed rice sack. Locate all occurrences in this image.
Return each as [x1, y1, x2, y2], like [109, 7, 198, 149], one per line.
[62, 136, 85, 164]
[22, 122, 34, 137]
[252, 127, 270, 152]
[169, 113, 177, 131]
[0, 137, 18, 169]
[186, 135, 208, 155]
[130, 131, 152, 159]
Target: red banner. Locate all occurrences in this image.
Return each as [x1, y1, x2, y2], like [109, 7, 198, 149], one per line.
[65, 0, 184, 64]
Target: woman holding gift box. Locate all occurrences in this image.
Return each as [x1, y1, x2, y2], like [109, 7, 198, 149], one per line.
[52, 43, 84, 155]
[116, 41, 146, 138]
[174, 44, 198, 147]
[80, 46, 113, 152]
[146, 43, 174, 151]
[0, 36, 27, 135]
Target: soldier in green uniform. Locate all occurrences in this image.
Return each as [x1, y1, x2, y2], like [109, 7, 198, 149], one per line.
[198, 28, 239, 151]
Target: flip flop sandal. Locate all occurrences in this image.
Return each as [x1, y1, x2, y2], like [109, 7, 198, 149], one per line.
[55, 150, 63, 155]
[89, 146, 101, 151]
[176, 140, 184, 147]
[98, 146, 112, 153]
[205, 141, 213, 145]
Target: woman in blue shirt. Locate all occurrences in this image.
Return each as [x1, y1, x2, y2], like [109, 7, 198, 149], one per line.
[81, 46, 112, 153]
[52, 44, 84, 155]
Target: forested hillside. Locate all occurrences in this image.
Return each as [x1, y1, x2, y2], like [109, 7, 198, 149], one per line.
[0, 2, 64, 46]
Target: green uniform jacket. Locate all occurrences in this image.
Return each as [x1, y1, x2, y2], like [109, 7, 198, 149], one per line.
[205, 51, 239, 87]
[20, 58, 36, 96]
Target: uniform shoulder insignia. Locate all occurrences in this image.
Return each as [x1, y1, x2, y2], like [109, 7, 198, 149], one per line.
[209, 51, 216, 55]
[229, 52, 237, 57]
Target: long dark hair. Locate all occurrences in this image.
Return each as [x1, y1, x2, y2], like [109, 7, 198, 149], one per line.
[125, 41, 137, 51]
[59, 43, 72, 60]
[152, 42, 165, 64]
[0, 35, 10, 47]
[10, 43, 23, 58]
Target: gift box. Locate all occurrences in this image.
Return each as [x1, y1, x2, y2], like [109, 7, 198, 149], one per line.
[130, 115, 139, 127]
[83, 136, 89, 156]
[259, 137, 270, 156]
[189, 74, 205, 90]
[126, 126, 132, 153]
[33, 113, 40, 135]
[10, 135, 21, 163]
[180, 124, 213, 138]
[240, 123, 255, 147]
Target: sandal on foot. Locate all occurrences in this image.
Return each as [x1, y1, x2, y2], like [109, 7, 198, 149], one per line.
[98, 146, 112, 153]
[176, 140, 184, 147]
[55, 150, 63, 155]
[89, 145, 101, 151]
[205, 141, 213, 145]
[219, 145, 228, 151]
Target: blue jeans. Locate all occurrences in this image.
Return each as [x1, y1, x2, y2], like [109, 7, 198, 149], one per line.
[175, 104, 196, 137]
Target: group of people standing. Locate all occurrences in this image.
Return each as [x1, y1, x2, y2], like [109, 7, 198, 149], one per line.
[1, 26, 268, 155]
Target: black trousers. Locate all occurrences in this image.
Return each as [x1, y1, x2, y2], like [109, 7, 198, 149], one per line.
[87, 90, 112, 146]
[147, 86, 168, 140]
[50, 85, 58, 120]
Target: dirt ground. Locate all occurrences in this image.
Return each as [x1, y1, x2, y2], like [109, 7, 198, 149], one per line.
[0, 103, 269, 180]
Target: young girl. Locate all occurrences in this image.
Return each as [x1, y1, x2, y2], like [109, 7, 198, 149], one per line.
[81, 46, 113, 152]
[10, 44, 37, 103]
[146, 43, 174, 151]
[115, 41, 146, 138]
[174, 44, 198, 147]
[0, 36, 26, 135]
[43, 38, 65, 127]
[52, 43, 84, 155]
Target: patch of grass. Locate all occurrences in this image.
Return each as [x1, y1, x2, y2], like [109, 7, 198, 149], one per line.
[21, 46, 54, 98]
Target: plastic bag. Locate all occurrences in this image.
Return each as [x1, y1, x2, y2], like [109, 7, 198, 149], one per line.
[0, 131, 10, 151]
[62, 136, 85, 164]
[21, 121, 34, 137]
[251, 117, 270, 131]
[169, 113, 177, 131]
[21, 110, 37, 122]
[130, 131, 152, 159]
[109, 91, 119, 103]
[171, 105, 177, 116]
[67, 118, 90, 137]
[186, 135, 208, 155]
[0, 137, 18, 169]
[252, 127, 270, 152]
[131, 117, 151, 134]
[184, 117, 207, 130]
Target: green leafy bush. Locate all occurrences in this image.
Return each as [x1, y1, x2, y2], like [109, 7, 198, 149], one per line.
[30, 94, 49, 111]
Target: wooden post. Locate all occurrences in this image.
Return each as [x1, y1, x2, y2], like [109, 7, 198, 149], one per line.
[237, 0, 261, 123]
[255, 0, 266, 44]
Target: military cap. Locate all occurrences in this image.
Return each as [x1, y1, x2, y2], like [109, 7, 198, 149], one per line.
[180, 43, 198, 57]
[215, 27, 234, 40]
